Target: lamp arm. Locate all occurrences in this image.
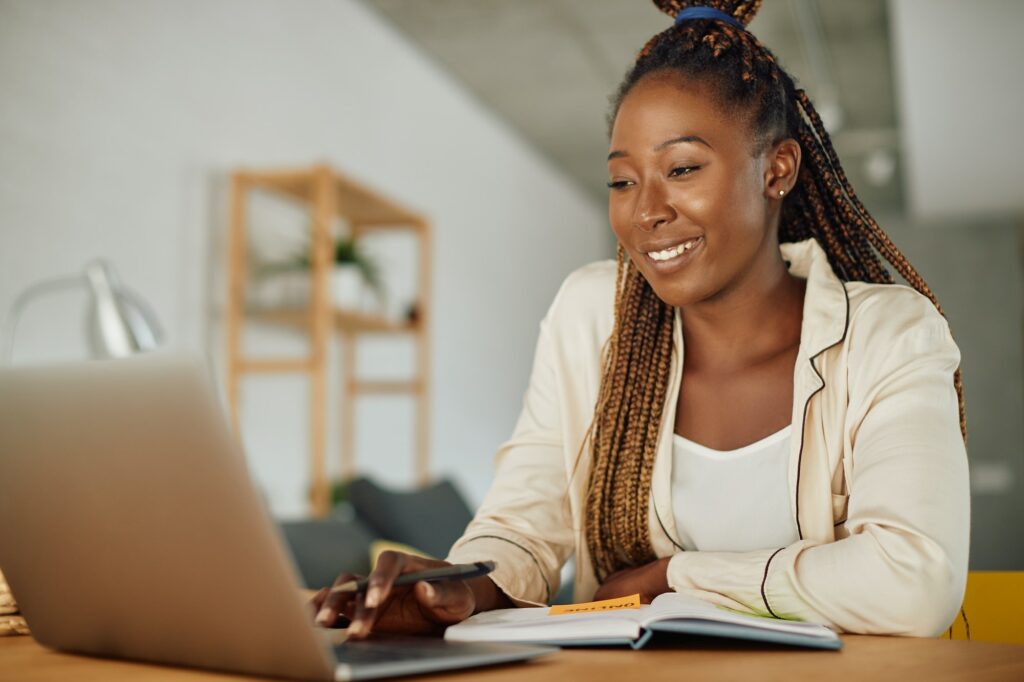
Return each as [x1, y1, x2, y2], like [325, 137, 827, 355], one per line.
[0, 275, 87, 365]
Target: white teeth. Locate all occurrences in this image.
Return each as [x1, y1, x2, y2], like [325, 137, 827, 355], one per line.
[648, 238, 700, 261]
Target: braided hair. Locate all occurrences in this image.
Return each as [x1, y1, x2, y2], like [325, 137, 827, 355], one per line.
[583, 0, 968, 582]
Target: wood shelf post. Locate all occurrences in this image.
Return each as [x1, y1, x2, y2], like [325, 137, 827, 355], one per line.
[308, 166, 334, 516]
[226, 174, 248, 437]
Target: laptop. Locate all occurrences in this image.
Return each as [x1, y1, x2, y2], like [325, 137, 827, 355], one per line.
[0, 352, 554, 680]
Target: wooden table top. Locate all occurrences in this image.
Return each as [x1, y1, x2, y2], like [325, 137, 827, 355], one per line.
[2, 633, 1023, 682]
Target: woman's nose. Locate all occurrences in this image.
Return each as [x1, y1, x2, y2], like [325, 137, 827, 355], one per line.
[632, 182, 672, 232]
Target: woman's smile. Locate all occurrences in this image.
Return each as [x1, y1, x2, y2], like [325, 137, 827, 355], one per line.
[643, 235, 704, 274]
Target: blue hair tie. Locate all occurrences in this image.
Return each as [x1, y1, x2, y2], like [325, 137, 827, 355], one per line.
[674, 6, 745, 30]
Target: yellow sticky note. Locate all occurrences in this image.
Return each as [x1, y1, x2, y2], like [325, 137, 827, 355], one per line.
[549, 593, 642, 616]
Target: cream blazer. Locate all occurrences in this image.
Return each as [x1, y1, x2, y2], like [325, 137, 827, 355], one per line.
[446, 237, 970, 637]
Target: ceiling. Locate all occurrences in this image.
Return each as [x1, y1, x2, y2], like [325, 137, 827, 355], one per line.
[364, 0, 902, 214]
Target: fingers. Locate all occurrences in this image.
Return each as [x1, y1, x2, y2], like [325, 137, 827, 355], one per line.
[310, 587, 328, 610]
[348, 551, 409, 638]
[324, 552, 466, 639]
[364, 551, 406, 610]
[308, 587, 329, 621]
[316, 573, 359, 627]
[413, 579, 474, 624]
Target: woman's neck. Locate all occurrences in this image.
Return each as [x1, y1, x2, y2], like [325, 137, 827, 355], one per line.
[679, 251, 806, 374]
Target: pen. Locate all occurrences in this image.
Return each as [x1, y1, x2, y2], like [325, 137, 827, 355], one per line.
[328, 561, 497, 595]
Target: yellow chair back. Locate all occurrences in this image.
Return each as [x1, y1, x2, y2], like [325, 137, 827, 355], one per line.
[948, 571, 1024, 644]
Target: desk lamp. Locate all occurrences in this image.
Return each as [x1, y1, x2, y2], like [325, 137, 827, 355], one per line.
[1, 260, 164, 364]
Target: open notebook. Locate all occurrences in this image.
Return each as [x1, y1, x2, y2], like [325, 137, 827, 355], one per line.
[444, 593, 842, 650]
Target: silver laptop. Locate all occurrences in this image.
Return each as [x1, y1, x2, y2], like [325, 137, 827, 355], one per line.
[0, 352, 553, 680]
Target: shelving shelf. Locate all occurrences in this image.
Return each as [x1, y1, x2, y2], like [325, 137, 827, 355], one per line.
[246, 306, 418, 335]
[225, 164, 432, 517]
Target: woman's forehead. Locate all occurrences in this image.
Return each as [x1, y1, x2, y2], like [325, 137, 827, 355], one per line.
[610, 72, 752, 152]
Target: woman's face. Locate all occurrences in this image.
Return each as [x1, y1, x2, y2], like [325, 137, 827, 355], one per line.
[607, 71, 790, 309]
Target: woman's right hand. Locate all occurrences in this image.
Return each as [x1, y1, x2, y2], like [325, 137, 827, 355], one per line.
[310, 551, 477, 639]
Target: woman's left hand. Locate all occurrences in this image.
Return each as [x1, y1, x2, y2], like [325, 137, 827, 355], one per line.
[592, 556, 672, 604]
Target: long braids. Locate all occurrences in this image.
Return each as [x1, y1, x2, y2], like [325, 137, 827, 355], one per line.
[584, 0, 967, 582]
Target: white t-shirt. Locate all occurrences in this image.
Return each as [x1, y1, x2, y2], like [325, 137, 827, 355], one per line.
[670, 425, 800, 552]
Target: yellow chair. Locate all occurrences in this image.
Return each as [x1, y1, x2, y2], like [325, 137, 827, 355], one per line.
[948, 571, 1024, 644]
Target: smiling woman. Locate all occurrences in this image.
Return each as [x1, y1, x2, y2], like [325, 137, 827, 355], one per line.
[313, 0, 970, 641]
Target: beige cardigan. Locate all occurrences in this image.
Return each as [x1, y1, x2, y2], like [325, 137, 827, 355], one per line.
[446, 237, 969, 637]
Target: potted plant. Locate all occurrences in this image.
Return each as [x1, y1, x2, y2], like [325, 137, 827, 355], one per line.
[329, 237, 383, 312]
[281, 236, 383, 312]
[250, 234, 385, 313]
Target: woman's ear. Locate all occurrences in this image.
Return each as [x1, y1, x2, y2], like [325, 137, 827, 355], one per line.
[764, 137, 801, 199]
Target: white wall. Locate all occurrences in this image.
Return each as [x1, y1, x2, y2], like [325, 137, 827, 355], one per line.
[0, 0, 608, 517]
[890, 0, 1024, 220]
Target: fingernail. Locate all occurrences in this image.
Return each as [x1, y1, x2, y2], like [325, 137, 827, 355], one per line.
[316, 607, 332, 625]
[365, 586, 381, 609]
[422, 582, 435, 599]
[349, 620, 364, 637]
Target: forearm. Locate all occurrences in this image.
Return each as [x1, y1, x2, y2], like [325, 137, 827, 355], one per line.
[667, 527, 966, 636]
[593, 556, 672, 603]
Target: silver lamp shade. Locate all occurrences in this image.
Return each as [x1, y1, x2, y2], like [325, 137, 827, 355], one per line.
[83, 261, 163, 358]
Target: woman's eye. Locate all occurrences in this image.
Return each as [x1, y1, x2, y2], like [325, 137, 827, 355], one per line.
[606, 180, 633, 190]
[669, 166, 698, 177]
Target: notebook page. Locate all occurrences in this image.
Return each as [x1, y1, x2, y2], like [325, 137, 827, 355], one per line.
[444, 604, 645, 643]
[643, 593, 837, 639]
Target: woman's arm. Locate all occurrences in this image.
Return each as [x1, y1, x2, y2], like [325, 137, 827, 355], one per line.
[665, 309, 969, 636]
[314, 266, 606, 636]
[444, 273, 587, 607]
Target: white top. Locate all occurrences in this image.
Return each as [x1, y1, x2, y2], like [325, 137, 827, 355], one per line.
[670, 425, 800, 553]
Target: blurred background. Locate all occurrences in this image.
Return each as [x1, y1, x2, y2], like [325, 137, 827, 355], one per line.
[1, 0, 1021, 573]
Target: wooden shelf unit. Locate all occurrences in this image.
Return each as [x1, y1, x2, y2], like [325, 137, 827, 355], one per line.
[225, 164, 432, 517]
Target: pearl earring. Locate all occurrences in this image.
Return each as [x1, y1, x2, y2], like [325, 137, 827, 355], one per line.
[778, 190, 785, 196]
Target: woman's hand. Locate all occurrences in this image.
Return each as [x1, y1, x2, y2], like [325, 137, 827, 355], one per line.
[592, 556, 672, 604]
[310, 550, 514, 639]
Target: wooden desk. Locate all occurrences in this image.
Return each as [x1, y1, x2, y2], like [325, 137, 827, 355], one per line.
[2, 634, 1023, 682]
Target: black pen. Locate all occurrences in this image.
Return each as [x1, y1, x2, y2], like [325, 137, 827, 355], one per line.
[328, 561, 496, 595]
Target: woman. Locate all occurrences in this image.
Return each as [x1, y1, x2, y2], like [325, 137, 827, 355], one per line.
[313, 0, 969, 638]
